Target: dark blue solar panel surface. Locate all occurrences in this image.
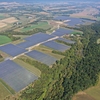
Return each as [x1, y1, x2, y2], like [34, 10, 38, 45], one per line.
[56, 38, 75, 44]
[54, 16, 95, 27]
[17, 41, 35, 49]
[54, 16, 83, 27]
[0, 44, 27, 57]
[52, 28, 73, 36]
[17, 32, 55, 48]
[43, 41, 71, 52]
[0, 60, 38, 92]
[26, 50, 57, 66]
[25, 32, 55, 43]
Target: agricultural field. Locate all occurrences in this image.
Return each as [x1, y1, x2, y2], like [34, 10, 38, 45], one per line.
[0, 22, 7, 28]
[0, 13, 9, 20]
[71, 31, 83, 35]
[0, 82, 11, 100]
[97, 17, 100, 21]
[73, 75, 100, 100]
[70, 7, 99, 20]
[0, 17, 18, 24]
[20, 21, 52, 32]
[0, 35, 12, 45]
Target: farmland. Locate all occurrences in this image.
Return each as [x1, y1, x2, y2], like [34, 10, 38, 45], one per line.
[70, 7, 99, 20]
[0, 1, 99, 100]
[20, 21, 52, 32]
[0, 35, 11, 45]
[0, 82, 11, 100]
[0, 17, 18, 24]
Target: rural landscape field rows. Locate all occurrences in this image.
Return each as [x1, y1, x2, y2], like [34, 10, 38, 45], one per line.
[0, 1, 100, 100]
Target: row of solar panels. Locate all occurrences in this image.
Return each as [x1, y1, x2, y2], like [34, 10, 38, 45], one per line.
[0, 28, 74, 58]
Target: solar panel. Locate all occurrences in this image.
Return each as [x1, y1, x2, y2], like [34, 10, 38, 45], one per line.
[0, 60, 38, 92]
[56, 38, 75, 44]
[0, 44, 27, 57]
[43, 41, 71, 52]
[26, 50, 57, 66]
[52, 28, 73, 36]
[17, 32, 56, 49]
[17, 41, 35, 49]
[54, 16, 95, 27]
[25, 32, 55, 42]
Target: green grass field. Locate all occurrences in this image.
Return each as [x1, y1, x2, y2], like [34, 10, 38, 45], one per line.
[71, 31, 83, 35]
[0, 82, 11, 100]
[0, 14, 5, 20]
[97, 17, 100, 21]
[0, 35, 11, 45]
[21, 21, 51, 32]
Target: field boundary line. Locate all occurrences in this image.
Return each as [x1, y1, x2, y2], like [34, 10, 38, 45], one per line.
[0, 82, 12, 94]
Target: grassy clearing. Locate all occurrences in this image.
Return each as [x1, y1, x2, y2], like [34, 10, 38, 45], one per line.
[0, 14, 5, 20]
[0, 50, 11, 59]
[71, 31, 83, 35]
[14, 58, 41, 77]
[0, 35, 11, 45]
[72, 92, 95, 100]
[0, 79, 15, 94]
[97, 38, 100, 44]
[97, 17, 100, 21]
[0, 82, 11, 100]
[33, 45, 64, 59]
[73, 75, 100, 100]
[21, 21, 52, 32]
[84, 75, 100, 100]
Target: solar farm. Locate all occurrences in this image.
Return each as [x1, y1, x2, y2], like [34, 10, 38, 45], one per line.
[56, 38, 75, 44]
[54, 16, 95, 27]
[0, 60, 38, 92]
[43, 41, 71, 52]
[0, 44, 27, 57]
[26, 50, 57, 66]
[0, 29, 74, 94]
[52, 28, 73, 36]
[17, 32, 56, 49]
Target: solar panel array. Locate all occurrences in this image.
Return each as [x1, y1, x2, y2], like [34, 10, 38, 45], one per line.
[43, 41, 71, 52]
[17, 32, 55, 49]
[56, 38, 75, 44]
[17, 41, 35, 49]
[0, 60, 38, 92]
[52, 28, 73, 36]
[54, 16, 83, 27]
[26, 50, 57, 66]
[54, 16, 95, 27]
[0, 44, 27, 57]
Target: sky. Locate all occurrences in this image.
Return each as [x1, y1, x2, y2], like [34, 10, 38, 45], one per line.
[0, 0, 99, 3]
